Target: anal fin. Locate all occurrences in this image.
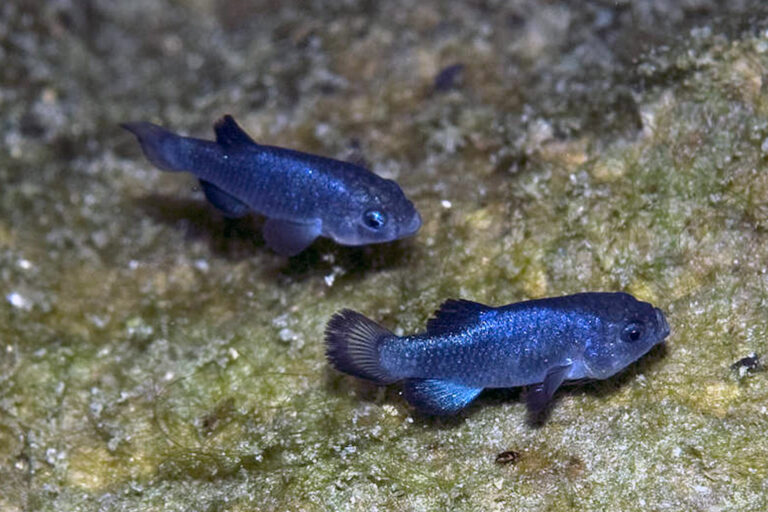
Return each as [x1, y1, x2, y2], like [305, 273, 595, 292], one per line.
[403, 379, 483, 415]
[263, 218, 321, 256]
[199, 180, 250, 218]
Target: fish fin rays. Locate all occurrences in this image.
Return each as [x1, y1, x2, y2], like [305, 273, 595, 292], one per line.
[262, 218, 321, 256]
[426, 299, 492, 334]
[526, 363, 572, 413]
[403, 379, 483, 415]
[199, 180, 250, 218]
[324, 309, 396, 384]
[213, 115, 258, 148]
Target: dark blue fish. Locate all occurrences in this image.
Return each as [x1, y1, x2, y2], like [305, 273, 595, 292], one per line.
[325, 292, 670, 415]
[121, 116, 422, 255]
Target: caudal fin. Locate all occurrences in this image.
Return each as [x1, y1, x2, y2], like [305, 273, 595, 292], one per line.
[121, 122, 188, 172]
[324, 309, 396, 384]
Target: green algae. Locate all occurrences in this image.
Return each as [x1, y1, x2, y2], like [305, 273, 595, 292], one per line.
[3, 1, 768, 510]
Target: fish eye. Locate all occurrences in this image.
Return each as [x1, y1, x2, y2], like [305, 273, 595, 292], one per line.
[363, 209, 387, 230]
[621, 322, 644, 343]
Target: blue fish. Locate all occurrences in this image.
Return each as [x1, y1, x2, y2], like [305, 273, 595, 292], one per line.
[121, 116, 422, 255]
[325, 292, 669, 415]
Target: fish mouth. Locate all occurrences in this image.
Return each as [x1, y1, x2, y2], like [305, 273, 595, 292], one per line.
[401, 210, 422, 237]
[655, 308, 670, 339]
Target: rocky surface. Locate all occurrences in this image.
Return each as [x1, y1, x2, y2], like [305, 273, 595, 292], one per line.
[2, 1, 768, 510]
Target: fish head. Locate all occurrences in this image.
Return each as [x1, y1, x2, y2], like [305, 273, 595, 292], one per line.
[582, 293, 670, 380]
[326, 178, 422, 246]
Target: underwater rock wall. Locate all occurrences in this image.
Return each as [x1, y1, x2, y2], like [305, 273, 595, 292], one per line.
[2, 1, 768, 510]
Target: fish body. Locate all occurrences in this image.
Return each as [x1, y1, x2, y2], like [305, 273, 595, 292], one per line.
[325, 292, 670, 415]
[122, 116, 421, 255]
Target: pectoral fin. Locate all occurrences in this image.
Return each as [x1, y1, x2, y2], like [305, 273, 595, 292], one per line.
[263, 218, 321, 256]
[403, 379, 483, 415]
[199, 180, 250, 218]
[526, 362, 572, 413]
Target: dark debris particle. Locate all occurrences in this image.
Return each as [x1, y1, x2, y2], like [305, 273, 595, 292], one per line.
[199, 397, 236, 437]
[495, 450, 521, 465]
[433, 63, 465, 92]
[730, 353, 764, 375]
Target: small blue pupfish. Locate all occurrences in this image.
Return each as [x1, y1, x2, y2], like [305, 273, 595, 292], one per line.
[121, 116, 421, 256]
[325, 292, 669, 415]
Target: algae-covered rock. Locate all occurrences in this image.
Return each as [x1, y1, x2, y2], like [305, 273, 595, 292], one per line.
[3, 1, 768, 510]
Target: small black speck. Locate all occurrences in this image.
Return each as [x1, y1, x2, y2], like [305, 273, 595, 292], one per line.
[730, 353, 763, 374]
[433, 63, 465, 92]
[495, 450, 520, 465]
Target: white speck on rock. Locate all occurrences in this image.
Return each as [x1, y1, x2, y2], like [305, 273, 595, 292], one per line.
[527, 118, 554, 148]
[693, 485, 711, 495]
[324, 265, 345, 287]
[382, 404, 398, 416]
[6, 292, 32, 310]
[272, 313, 289, 328]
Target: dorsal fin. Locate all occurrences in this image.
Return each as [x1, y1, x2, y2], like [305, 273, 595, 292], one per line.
[425, 299, 492, 334]
[213, 115, 258, 147]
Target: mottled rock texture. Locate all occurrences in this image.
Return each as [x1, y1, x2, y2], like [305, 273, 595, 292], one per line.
[2, 1, 768, 510]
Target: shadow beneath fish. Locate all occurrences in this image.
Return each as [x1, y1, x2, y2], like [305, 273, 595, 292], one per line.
[279, 236, 417, 281]
[322, 366, 407, 409]
[134, 194, 266, 259]
[133, 193, 417, 280]
[322, 368, 468, 431]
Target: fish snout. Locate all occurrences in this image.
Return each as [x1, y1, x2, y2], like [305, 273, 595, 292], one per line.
[655, 308, 670, 339]
[402, 210, 422, 237]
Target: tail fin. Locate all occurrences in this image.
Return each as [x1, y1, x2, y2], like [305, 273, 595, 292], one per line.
[121, 122, 188, 172]
[325, 309, 397, 384]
